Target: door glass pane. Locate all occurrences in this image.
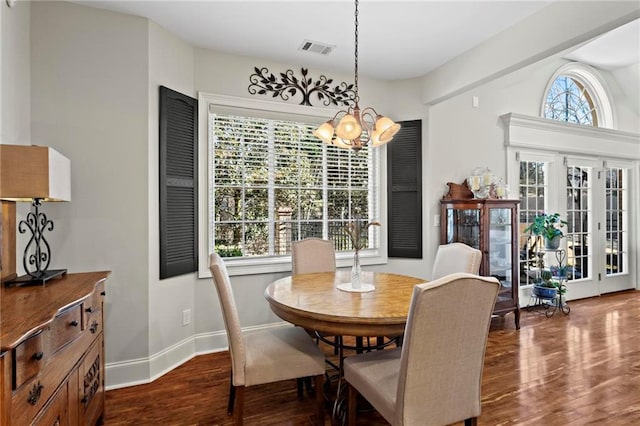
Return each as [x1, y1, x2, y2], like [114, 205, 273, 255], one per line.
[605, 167, 627, 275]
[566, 166, 591, 281]
[519, 161, 547, 287]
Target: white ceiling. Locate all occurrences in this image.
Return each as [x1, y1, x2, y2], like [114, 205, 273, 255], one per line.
[73, 0, 639, 80]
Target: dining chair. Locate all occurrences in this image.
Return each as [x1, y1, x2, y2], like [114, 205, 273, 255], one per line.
[431, 242, 482, 280]
[291, 237, 341, 355]
[291, 237, 336, 275]
[344, 272, 500, 426]
[209, 252, 326, 426]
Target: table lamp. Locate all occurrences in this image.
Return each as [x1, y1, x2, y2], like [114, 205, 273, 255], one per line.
[0, 144, 71, 286]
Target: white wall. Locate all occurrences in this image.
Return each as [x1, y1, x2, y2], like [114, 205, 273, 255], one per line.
[1, 0, 30, 146]
[29, 1, 151, 376]
[421, 53, 640, 276]
[610, 63, 640, 132]
[0, 0, 32, 260]
[147, 20, 198, 377]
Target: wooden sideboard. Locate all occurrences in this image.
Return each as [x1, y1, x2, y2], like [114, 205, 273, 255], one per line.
[0, 272, 110, 425]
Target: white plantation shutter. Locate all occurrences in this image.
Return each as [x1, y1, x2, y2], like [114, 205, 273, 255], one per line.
[209, 111, 379, 259]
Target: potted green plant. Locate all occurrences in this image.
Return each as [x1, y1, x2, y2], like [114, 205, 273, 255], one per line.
[550, 264, 568, 278]
[533, 269, 566, 299]
[523, 212, 567, 249]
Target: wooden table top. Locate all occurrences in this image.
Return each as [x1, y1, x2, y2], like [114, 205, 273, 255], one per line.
[264, 271, 426, 337]
[0, 271, 110, 351]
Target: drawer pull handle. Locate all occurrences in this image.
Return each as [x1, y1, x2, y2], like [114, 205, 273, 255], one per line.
[90, 321, 99, 334]
[32, 351, 44, 361]
[100, 291, 106, 296]
[85, 307, 94, 313]
[70, 320, 79, 327]
[28, 381, 44, 405]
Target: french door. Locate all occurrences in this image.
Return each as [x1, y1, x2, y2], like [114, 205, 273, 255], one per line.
[516, 152, 635, 302]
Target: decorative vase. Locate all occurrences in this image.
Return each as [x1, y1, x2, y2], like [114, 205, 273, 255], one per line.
[351, 250, 361, 289]
[545, 235, 561, 250]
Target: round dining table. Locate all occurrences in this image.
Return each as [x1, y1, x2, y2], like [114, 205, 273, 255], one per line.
[264, 270, 426, 337]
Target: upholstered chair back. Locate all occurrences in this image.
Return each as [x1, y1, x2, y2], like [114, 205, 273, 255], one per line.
[209, 252, 246, 386]
[292, 237, 336, 275]
[395, 273, 499, 425]
[431, 242, 482, 280]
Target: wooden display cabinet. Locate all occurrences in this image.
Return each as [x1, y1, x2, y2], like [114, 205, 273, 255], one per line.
[440, 199, 520, 329]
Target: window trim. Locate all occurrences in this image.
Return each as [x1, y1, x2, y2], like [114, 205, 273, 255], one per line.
[197, 93, 387, 277]
[540, 62, 616, 129]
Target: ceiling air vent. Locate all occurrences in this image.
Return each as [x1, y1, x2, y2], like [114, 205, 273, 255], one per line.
[298, 40, 335, 56]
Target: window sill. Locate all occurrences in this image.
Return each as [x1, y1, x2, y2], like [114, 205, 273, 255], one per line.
[198, 250, 387, 278]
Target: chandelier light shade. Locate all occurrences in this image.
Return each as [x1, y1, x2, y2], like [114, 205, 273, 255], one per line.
[313, 0, 400, 152]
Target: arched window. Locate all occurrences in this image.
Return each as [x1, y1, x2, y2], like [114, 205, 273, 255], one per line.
[541, 63, 615, 128]
[544, 76, 597, 126]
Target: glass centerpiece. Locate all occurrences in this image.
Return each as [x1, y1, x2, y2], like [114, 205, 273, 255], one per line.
[339, 219, 380, 292]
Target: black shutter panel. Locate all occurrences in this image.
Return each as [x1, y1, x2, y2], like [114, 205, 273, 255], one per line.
[159, 86, 198, 279]
[387, 120, 422, 258]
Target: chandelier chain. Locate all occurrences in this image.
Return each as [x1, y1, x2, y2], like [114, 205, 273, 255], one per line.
[353, 0, 359, 103]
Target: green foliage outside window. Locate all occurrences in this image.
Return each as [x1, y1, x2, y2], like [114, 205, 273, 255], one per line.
[210, 113, 377, 258]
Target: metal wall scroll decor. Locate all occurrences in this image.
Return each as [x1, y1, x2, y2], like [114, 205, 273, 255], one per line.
[248, 67, 356, 107]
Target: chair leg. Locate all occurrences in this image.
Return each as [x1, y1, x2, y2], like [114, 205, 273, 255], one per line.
[297, 378, 304, 400]
[465, 417, 478, 426]
[348, 383, 357, 426]
[227, 372, 236, 415]
[314, 374, 325, 426]
[304, 376, 315, 396]
[233, 386, 245, 426]
[334, 335, 339, 355]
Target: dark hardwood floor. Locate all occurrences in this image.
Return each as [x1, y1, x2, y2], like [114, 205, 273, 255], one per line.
[105, 290, 640, 425]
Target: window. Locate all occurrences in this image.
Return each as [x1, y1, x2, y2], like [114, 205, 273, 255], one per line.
[565, 165, 592, 281]
[605, 166, 628, 276]
[541, 63, 615, 128]
[518, 159, 549, 287]
[199, 94, 383, 276]
[544, 76, 597, 126]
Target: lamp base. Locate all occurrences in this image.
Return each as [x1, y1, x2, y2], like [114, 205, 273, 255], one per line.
[3, 269, 67, 287]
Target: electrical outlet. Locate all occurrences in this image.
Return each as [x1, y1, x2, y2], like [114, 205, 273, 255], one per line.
[434, 215, 440, 227]
[182, 309, 191, 326]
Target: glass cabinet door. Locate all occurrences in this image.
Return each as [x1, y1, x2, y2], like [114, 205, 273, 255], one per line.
[445, 208, 480, 250]
[488, 207, 513, 301]
[440, 199, 520, 329]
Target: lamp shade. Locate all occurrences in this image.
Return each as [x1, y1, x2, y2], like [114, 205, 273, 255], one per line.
[335, 114, 362, 140]
[332, 138, 353, 149]
[370, 129, 386, 148]
[0, 145, 71, 202]
[313, 121, 335, 144]
[374, 116, 401, 144]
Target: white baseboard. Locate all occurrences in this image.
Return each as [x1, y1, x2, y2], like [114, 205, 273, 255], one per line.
[105, 321, 290, 390]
